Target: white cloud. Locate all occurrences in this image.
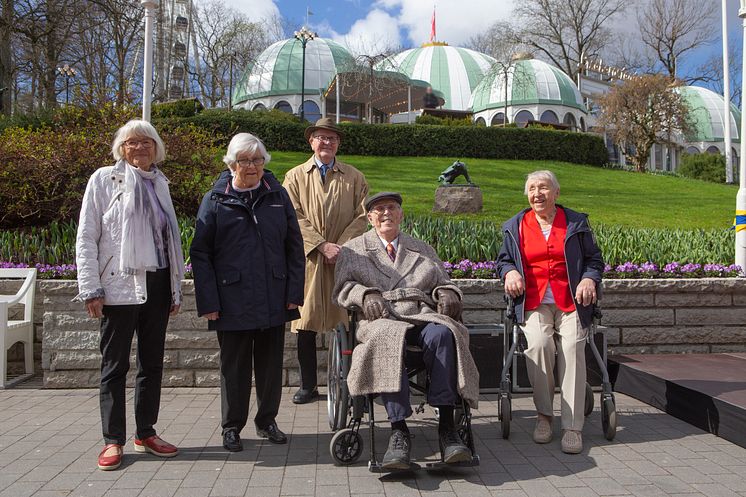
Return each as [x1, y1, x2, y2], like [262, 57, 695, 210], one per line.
[222, 0, 279, 23]
[326, 9, 402, 55]
[375, 0, 516, 47]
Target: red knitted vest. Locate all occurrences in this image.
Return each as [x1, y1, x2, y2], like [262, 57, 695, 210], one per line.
[520, 209, 575, 312]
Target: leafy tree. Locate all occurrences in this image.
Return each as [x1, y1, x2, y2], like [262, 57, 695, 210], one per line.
[598, 73, 691, 172]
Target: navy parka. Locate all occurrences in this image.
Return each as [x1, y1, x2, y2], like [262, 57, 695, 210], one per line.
[190, 170, 305, 331]
[496, 205, 604, 329]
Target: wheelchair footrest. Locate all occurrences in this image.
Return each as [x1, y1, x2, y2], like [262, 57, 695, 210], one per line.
[425, 454, 480, 469]
[368, 461, 421, 473]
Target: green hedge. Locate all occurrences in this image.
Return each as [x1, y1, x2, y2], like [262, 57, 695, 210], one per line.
[679, 152, 726, 183]
[178, 109, 608, 166]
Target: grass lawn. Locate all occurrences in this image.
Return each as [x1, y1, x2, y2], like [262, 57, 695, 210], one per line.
[266, 151, 737, 230]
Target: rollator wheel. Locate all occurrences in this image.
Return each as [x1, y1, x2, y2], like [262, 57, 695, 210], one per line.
[455, 407, 471, 448]
[499, 394, 511, 439]
[330, 428, 363, 465]
[584, 382, 594, 417]
[601, 395, 617, 441]
[327, 327, 349, 431]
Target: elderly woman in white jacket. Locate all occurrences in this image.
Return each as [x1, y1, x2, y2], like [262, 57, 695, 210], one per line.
[76, 120, 184, 471]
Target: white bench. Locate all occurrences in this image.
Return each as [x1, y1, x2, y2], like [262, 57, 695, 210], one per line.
[0, 268, 37, 388]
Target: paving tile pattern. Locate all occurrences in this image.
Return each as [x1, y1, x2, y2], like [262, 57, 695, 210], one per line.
[1, 388, 745, 497]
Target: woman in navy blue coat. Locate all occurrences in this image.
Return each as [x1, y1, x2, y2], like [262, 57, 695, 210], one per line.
[191, 133, 304, 451]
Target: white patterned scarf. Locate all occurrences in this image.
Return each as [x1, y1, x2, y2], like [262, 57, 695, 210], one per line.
[119, 161, 183, 277]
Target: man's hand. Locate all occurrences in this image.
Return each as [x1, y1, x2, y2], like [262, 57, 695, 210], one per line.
[203, 311, 219, 320]
[575, 278, 598, 307]
[169, 304, 180, 316]
[503, 270, 525, 299]
[437, 289, 462, 320]
[85, 297, 104, 319]
[319, 242, 341, 264]
[363, 292, 388, 320]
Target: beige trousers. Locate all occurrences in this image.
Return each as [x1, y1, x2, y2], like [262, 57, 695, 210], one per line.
[521, 304, 587, 431]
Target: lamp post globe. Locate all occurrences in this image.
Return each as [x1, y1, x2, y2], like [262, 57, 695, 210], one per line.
[294, 26, 316, 122]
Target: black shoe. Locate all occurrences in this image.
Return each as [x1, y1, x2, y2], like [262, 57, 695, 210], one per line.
[222, 429, 242, 452]
[292, 388, 319, 404]
[256, 423, 287, 444]
[439, 429, 471, 464]
[381, 429, 411, 470]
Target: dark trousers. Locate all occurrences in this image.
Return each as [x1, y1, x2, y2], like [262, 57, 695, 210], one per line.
[296, 330, 317, 390]
[381, 323, 459, 422]
[218, 325, 285, 434]
[99, 268, 171, 445]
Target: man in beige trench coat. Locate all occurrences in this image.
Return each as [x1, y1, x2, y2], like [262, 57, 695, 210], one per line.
[282, 118, 369, 404]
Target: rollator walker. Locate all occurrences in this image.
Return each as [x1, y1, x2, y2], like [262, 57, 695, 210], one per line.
[497, 297, 617, 440]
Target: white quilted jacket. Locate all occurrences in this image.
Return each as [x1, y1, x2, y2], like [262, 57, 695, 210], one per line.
[75, 160, 183, 306]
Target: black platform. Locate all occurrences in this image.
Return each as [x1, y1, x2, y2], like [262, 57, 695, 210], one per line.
[609, 353, 746, 448]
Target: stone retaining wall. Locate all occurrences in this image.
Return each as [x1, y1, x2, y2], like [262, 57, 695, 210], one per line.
[2, 278, 746, 388]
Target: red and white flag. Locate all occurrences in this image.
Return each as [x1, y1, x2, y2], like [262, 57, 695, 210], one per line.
[429, 7, 436, 43]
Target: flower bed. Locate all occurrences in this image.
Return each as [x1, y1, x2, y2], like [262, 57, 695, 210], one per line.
[3, 260, 742, 280]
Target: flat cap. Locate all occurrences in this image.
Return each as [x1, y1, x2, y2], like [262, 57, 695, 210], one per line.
[365, 191, 403, 212]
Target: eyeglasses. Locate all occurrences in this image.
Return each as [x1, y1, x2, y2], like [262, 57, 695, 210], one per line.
[312, 135, 339, 144]
[124, 139, 154, 149]
[369, 203, 400, 214]
[236, 157, 266, 167]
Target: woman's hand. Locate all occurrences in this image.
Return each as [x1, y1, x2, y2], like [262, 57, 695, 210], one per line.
[504, 270, 525, 299]
[170, 304, 180, 316]
[287, 303, 299, 310]
[85, 297, 104, 318]
[203, 311, 220, 320]
[575, 278, 597, 307]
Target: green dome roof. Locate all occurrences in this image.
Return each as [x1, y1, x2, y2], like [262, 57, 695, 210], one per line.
[376, 44, 495, 111]
[233, 37, 355, 104]
[470, 58, 584, 112]
[677, 86, 741, 143]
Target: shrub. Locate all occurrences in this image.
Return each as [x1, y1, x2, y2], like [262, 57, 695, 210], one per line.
[0, 104, 223, 228]
[678, 152, 726, 183]
[180, 109, 608, 166]
[152, 98, 205, 118]
[415, 114, 473, 126]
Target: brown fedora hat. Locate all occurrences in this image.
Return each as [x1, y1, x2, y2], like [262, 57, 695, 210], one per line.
[304, 117, 344, 140]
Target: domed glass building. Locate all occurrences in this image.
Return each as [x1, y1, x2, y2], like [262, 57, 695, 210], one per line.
[376, 43, 495, 111]
[232, 37, 356, 120]
[469, 55, 587, 130]
[678, 85, 741, 156]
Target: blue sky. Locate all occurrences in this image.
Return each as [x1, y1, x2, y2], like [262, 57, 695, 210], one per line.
[233, 0, 744, 92]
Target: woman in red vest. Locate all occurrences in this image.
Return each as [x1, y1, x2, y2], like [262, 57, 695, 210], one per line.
[497, 170, 604, 454]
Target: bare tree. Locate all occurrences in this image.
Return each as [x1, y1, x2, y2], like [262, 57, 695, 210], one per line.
[0, 0, 12, 114]
[599, 73, 691, 172]
[191, 0, 268, 107]
[697, 39, 743, 108]
[514, 0, 625, 81]
[637, 0, 718, 82]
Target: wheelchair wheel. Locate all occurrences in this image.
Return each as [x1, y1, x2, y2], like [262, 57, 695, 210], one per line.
[584, 382, 594, 417]
[330, 428, 363, 465]
[499, 394, 511, 439]
[601, 394, 617, 441]
[327, 326, 349, 431]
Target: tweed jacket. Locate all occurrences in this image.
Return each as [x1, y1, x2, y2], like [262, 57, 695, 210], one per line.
[283, 156, 368, 333]
[333, 229, 480, 407]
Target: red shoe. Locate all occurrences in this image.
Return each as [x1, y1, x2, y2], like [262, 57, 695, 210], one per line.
[134, 435, 178, 458]
[97, 444, 123, 471]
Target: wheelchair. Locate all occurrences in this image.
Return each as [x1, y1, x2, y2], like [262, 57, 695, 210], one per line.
[327, 309, 480, 472]
[497, 297, 617, 441]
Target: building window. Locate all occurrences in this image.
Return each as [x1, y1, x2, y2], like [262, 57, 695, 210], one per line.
[475, 117, 486, 126]
[514, 110, 534, 126]
[540, 110, 559, 124]
[301, 100, 321, 122]
[274, 101, 292, 113]
[491, 112, 507, 126]
[706, 146, 720, 154]
[579, 117, 586, 132]
[685, 146, 700, 154]
[252, 103, 267, 111]
[563, 112, 577, 131]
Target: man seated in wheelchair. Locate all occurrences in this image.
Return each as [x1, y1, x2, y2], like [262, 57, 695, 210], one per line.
[332, 191, 480, 470]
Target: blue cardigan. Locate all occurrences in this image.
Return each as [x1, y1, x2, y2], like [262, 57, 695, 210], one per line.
[496, 205, 604, 328]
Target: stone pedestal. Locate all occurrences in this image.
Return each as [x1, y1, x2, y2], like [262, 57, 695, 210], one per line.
[433, 185, 483, 213]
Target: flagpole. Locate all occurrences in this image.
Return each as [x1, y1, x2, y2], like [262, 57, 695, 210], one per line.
[723, 0, 733, 183]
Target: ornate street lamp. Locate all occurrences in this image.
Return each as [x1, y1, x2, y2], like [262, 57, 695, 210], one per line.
[141, 0, 158, 122]
[737, 1, 746, 273]
[56, 64, 77, 105]
[294, 26, 316, 122]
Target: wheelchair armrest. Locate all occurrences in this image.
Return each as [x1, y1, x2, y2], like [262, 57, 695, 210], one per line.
[346, 306, 360, 322]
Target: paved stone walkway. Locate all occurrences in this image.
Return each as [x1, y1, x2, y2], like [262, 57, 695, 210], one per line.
[1, 387, 745, 497]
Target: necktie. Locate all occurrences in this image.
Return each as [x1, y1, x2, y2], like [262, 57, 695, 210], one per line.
[386, 242, 396, 262]
[319, 164, 328, 184]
